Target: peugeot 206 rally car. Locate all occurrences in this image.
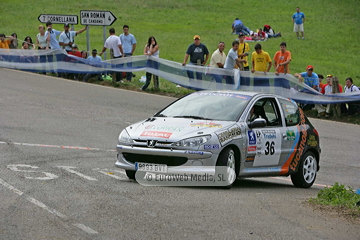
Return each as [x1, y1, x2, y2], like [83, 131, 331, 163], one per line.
[115, 91, 321, 188]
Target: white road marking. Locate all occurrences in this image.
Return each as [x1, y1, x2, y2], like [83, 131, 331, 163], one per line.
[7, 164, 58, 180]
[0, 141, 116, 152]
[57, 166, 97, 181]
[73, 224, 99, 234]
[0, 177, 98, 234]
[93, 168, 129, 180]
[0, 141, 332, 188]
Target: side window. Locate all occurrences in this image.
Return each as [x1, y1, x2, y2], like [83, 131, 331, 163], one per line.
[247, 98, 282, 127]
[263, 98, 282, 127]
[278, 99, 300, 126]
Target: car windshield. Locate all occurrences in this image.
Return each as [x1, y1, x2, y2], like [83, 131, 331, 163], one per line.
[155, 92, 250, 121]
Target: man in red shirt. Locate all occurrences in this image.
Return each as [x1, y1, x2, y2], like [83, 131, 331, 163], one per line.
[67, 44, 82, 80]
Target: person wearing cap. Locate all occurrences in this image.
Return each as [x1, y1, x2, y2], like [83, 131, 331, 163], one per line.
[67, 44, 82, 80]
[182, 35, 209, 81]
[292, 7, 306, 39]
[83, 49, 104, 82]
[294, 65, 319, 90]
[59, 23, 87, 53]
[119, 25, 137, 82]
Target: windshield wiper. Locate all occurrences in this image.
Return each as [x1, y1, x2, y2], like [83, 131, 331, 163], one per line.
[155, 113, 167, 117]
[173, 115, 212, 120]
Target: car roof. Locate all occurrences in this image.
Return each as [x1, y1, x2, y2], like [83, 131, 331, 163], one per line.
[195, 90, 265, 97]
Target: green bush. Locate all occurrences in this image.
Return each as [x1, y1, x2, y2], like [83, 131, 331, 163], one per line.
[310, 182, 360, 210]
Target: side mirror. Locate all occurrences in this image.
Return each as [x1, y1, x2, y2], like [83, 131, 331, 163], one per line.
[248, 118, 267, 129]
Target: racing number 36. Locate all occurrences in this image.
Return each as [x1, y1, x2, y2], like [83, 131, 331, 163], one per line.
[264, 141, 275, 155]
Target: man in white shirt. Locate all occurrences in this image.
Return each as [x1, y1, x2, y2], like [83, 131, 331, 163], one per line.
[209, 41, 226, 85]
[59, 23, 87, 52]
[100, 28, 124, 83]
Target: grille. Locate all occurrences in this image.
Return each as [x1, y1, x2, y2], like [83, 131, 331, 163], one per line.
[123, 153, 187, 166]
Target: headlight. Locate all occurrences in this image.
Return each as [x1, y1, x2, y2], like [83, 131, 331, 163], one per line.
[171, 135, 211, 147]
[118, 129, 133, 144]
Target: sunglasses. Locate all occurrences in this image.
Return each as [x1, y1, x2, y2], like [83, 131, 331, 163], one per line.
[307, 69, 313, 71]
[327, 75, 333, 78]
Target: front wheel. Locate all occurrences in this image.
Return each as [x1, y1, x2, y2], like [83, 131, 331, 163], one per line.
[216, 147, 237, 189]
[291, 151, 317, 188]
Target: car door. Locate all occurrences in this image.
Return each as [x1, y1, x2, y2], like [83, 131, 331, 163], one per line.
[277, 98, 301, 167]
[245, 97, 286, 167]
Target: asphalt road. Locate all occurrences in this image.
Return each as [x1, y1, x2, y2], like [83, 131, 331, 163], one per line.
[0, 69, 359, 240]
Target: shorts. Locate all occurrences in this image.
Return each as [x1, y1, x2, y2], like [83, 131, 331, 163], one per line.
[294, 23, 304, 32]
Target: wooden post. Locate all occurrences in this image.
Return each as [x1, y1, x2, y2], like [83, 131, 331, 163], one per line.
[331, 76, 341, 118]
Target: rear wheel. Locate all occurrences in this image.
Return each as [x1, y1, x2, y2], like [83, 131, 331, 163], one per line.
[291, 151, 317, 188]
[216, 147, 237, 189]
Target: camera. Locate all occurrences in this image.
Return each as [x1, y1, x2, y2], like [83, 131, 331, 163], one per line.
[47, 27, 52, 32]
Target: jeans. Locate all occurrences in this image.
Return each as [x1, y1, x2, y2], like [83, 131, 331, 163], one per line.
[123, 53, 133, 81]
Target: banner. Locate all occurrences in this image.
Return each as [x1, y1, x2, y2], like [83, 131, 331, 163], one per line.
[1, 49, 359, 104]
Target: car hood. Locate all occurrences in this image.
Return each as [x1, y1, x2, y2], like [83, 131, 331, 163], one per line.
[127, 118, 236, 141]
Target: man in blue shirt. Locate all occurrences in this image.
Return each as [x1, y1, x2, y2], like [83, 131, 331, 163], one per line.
[292, 7, 306, 39]
[223, 41, 247, 84]
[83, 49, 104, 82]
[119, 25, 137, 82]
[294, 65, 319, 90]
[232, 18, 250, 35]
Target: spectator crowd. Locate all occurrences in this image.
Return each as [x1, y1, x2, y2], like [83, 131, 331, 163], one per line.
[0, 6, 359, 116]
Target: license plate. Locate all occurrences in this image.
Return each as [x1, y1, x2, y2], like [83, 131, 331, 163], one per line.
[135, 162, 168, 173]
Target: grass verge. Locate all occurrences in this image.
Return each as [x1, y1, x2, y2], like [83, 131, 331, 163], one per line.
[309, 183, 360, 220]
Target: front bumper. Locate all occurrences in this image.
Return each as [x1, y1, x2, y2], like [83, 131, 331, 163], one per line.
[115, 144, 218, 174]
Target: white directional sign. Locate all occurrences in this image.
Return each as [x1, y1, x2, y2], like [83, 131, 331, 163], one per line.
[38, 14, 78, 24]
[80, 10, 117, 26]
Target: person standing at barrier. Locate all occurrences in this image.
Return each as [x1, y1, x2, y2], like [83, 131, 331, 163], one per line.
[294, 65, 319, 90]
[141, 36, 159, 91]
[273, 42, 291, 92]
[59, 23, 87, 53]
[36, 25, 50, 74]
[182, 35, 209, 81]
[45, 21, 62, 76]
[341, 77, 360, 117]
[251, 43, 272, 88]
[209, 41, 226, 86]
[99, 28, 124, 84]
[9, 33, 18, 49]
[224, 41, 247, 85]
[119, 25, 137, 82]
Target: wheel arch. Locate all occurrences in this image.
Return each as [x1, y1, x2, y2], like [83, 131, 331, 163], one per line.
[222, 143, 241, 176]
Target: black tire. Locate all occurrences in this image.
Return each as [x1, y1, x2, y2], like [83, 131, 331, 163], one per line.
[291, 151, 317, 188]
[216, 147, 237, 189]
[125, 170, 136, 180]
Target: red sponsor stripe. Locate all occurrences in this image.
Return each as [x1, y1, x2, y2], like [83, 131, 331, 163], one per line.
[140, 131, 173, 139]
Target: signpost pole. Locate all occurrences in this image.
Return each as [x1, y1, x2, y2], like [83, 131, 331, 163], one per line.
[86, 26, 90, 54]
[103, 26, 107, 60]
